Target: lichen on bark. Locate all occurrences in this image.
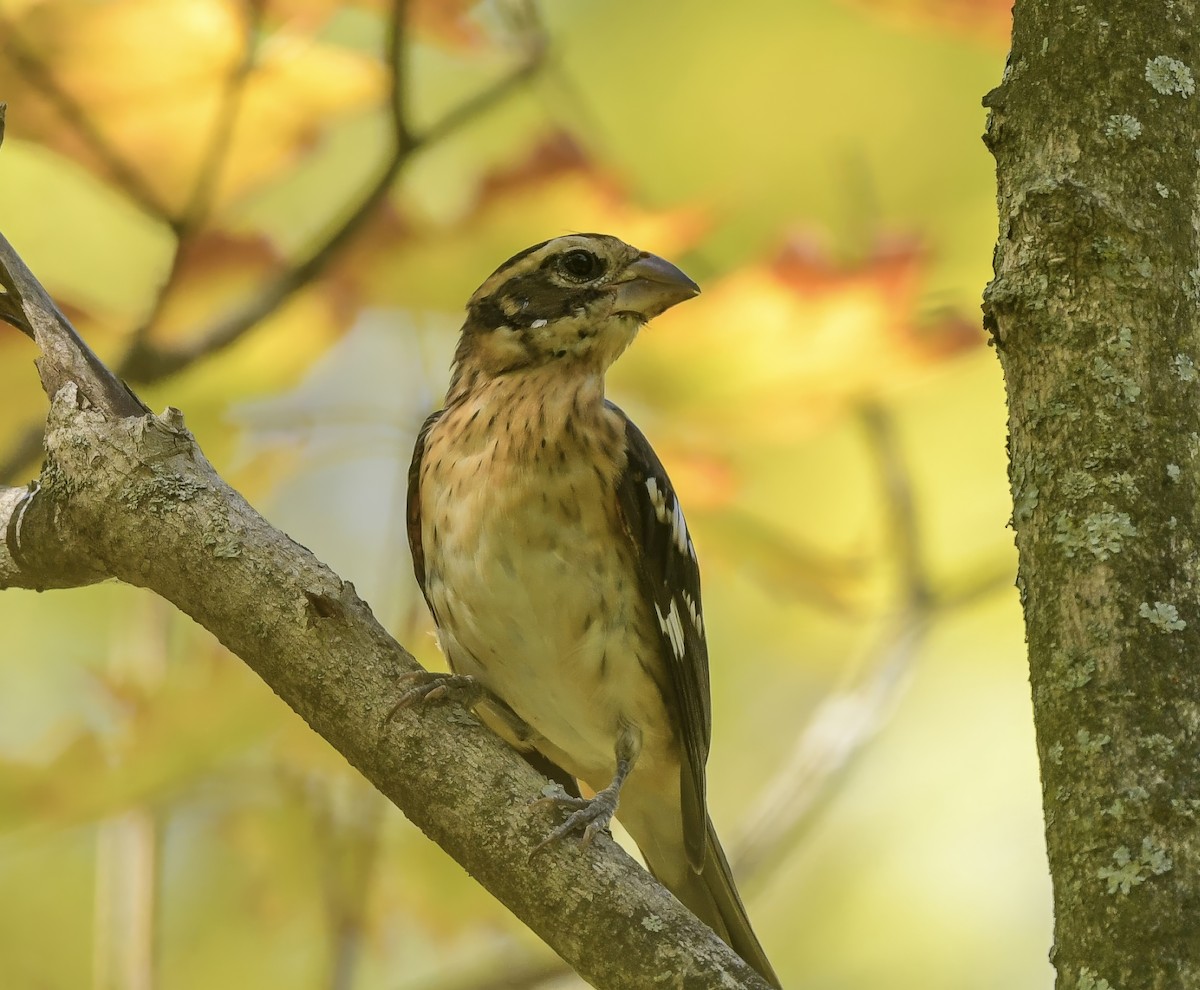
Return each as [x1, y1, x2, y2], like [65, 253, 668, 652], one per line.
[985, 3, 1200, 987]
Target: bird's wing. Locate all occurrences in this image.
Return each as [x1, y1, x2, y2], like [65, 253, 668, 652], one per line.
[406, 409, 444, 618]
[611, 405, 712, 870]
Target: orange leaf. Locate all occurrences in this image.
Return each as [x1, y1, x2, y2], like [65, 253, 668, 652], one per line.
[613, 233, 984, 447]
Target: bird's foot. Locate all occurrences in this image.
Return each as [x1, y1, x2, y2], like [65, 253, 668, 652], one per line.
[529, 781, 620, 854]
[384, 671, 483, 724]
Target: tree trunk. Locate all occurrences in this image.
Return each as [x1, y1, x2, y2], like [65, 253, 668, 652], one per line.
[985, 3, 1200, 987]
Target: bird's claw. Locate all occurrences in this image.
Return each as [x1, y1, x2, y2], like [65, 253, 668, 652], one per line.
[529, 786, 619, 856]
[384, 671, 482, 724]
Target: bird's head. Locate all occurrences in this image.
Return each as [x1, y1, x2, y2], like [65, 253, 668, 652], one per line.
[449, 233, 699, 390]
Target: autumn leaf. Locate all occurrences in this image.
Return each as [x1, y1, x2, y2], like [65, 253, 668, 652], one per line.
[840, 0, 1012, 43]
[0, 0, 385, 218]
[614, 234, 982, 448]
[349, 131, 708, 309]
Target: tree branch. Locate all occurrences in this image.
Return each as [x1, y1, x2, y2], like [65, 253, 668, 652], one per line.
[0, 231, 146, 418]
[0, 238, 773, 989]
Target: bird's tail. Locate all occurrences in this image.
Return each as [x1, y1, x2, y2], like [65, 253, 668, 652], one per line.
[646, 816, 781, 988]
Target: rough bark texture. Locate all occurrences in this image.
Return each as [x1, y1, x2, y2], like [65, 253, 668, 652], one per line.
[0, 239, 774, 990]
[985, 3, 1200, 987]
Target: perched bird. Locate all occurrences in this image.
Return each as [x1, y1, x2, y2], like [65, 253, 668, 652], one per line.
[402, 233, 779, 987]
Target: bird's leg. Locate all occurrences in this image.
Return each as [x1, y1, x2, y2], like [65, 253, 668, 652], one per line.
[531, 724, 641, 853]
[385, 670, 486, 722]
[384, 670, 541, 748]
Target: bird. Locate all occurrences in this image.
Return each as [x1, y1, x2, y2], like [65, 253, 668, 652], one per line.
[400, 232, 780, 988]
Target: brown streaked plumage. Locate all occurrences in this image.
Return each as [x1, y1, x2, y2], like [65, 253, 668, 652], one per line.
[402, 233, 779, 987]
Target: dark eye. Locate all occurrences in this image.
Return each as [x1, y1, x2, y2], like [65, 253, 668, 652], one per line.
[559, 249, 605, 282]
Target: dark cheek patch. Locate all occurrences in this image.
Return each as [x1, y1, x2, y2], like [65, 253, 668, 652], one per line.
[497, 273, 602, 327]
[467, 297, 510, 333]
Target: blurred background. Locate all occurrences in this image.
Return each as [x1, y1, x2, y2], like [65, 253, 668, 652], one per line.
[0, 1, 1048, 988]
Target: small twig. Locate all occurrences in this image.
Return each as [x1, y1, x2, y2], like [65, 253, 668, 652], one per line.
[316, 783, 386, 990]
[0, 6, 548, 479]
[409, 50, 545, 152]
[732, 607, 927, 879]
[177, 0, 266, 234]
[151, 0, 414, 379]
[115, 1, 545, 383]
[860, 403, 930, 606]
[93, 808, 160, 990]
[0, 18, 174, 222]
[935, 559, 1015, 609]
[120, 0, 263, 356]
[386, 0, 413, 148]
[731, 403, 932, 880]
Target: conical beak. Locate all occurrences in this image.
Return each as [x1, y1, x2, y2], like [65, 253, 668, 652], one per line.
[610, 252, 701, 320]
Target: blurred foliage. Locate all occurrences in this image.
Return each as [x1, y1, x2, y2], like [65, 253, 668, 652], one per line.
[0, 1, 1050, 988]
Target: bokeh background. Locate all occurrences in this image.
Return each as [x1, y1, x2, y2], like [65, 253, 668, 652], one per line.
[0, 1, 1049, 988]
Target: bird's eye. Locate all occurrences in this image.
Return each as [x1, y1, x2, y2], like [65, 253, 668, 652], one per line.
[558, 249, 605, 282]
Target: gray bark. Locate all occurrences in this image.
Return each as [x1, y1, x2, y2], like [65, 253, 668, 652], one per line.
[0, 229, 773, 990]
[985, 3, 1200, 987]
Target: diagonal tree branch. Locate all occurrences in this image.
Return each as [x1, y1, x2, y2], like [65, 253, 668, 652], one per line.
[0, 237, 773, 990]
[0, 231, 146, 418]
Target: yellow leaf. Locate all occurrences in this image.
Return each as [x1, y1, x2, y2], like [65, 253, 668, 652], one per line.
[615, 236, 982, 447]
[1, 0, 384, 216]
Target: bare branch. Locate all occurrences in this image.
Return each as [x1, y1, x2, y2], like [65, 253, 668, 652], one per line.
[409, 46, 546, 153]
[115, 2, 546, 383]
[732, 607, 926, 879]
[178, 0, 267, 233]
[385, 0, 413, 147]
[732, 404, 932, 878]
[0, 20, 174, 222]
[0, 8, 548, 481]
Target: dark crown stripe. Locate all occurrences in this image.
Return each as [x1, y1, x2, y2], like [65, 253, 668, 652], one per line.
[484, 238, 553, 282]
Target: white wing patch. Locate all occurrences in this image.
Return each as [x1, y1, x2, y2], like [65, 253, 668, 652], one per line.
[645, 476, 696, 560]
[669, 497, 691, 557]
[645, 477, 668, 522]
[681, 588, 703, 637]
[654, 598, 687, 661]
